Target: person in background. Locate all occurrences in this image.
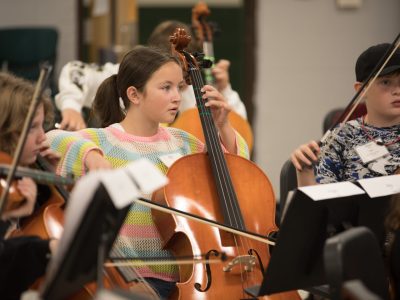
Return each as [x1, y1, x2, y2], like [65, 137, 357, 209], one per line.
[291, 43, 400, 187]
[54, 20, 247, 131]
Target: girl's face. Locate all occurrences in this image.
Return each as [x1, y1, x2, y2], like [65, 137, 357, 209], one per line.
[20, 104, 46, 166]
[364, 72, 400, 124]
[136, 62, 184, 124]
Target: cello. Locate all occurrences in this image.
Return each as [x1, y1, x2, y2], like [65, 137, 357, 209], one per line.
[169, 1, 254, 152]
[152, 28, 300, 299]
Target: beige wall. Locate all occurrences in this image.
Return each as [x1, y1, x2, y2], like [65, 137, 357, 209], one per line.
[0, 0, 76, 78]
[254, 0, 400, 198]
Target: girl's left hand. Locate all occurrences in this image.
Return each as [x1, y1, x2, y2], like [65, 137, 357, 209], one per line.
[2, 177, 37, 220]
[202, 85, 232, 129]
[39, 141, 61, 172]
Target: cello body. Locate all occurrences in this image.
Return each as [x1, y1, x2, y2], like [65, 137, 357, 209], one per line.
[153, 153, 300, 299]
[170, 108, 254, 152]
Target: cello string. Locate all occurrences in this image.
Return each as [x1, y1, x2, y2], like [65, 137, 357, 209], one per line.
[191, 57, 264, 291]
[179, 36, 265, 293]
[190, 65, 240, 228]
[173, 34, 252, 295]
[192, 67, 247, 233]
[190, 64, 255, 292]
[191, 67, 244, 230]
[190, 67, 232, 218]
[191, 64, 250, 246]
[190, 66, 248, 244]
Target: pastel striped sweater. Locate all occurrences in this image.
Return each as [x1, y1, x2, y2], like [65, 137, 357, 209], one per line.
[46, 124, 249, 282]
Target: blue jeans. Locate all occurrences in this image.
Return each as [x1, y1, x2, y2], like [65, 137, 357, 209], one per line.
[145, 277, 176, 299]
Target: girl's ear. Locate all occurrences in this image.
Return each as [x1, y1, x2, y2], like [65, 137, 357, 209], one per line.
[126, 86, 140, 104]
[354, 81, 363, 92]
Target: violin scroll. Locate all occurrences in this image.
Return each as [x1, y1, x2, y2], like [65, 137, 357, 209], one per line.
[191, 1, 213, 43]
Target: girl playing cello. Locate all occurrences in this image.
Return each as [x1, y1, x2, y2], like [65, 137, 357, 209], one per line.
[46, 45, 249, 299]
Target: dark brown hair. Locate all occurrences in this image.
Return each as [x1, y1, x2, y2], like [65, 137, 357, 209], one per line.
[92, 46, 181, 127]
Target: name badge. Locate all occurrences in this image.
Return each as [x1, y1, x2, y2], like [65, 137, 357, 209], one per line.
[355, 141, 389, 164]
[159, 153, 183, 168]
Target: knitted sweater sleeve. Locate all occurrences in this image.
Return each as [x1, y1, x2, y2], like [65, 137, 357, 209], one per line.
[46, 128, 104, 177]
[234, 130, 250, 159]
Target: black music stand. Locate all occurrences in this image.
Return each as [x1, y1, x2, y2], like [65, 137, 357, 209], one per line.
[245, 186, 391, 297]
[40, 173, 132, 300]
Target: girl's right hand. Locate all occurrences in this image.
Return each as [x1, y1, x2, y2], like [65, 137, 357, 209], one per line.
[85, 150, 112, 171]
[291, 140, 321, 172]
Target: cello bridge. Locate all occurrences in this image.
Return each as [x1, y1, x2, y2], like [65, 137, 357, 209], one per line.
[222, 255, 256, 272]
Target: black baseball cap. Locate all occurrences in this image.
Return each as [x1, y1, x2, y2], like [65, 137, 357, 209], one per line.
[355, 43, 400, 82]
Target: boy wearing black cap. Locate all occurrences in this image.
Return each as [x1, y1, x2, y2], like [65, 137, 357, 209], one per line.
[291, 43, 400, 186]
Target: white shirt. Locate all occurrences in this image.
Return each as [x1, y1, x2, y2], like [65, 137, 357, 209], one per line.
[55, 61, 248, 120]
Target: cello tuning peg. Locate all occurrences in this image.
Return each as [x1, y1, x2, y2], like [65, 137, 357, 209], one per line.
[201, 59, 213, 69]
[193, 52, 212, 69]
[193, 52, 205, 60]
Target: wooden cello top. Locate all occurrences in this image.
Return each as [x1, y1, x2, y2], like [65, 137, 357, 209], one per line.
[170, 108, 254, 151]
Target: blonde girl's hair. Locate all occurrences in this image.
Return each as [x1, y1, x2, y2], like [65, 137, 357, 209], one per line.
[0, 72, 54, 156]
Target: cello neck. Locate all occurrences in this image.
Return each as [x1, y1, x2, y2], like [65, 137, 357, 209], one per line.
[188, 65, 246, 230]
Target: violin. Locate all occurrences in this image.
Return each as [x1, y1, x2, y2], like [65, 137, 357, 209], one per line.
[151, 28, 300, 299]
[2, 152, 158, 299]
[169, 1, 254, 152]
[0, 151, 72, 239]
[0, 152, 73, 207]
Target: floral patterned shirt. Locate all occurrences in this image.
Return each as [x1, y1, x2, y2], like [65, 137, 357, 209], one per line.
[316, 118, 400, 184]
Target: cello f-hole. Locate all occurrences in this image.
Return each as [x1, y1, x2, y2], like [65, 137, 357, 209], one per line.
[194, 249, 219, 292]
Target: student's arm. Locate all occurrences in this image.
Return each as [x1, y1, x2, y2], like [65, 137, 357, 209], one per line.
[46, 128, 110, 177]
[221, 84, 247, 120]
[213, 59, 247, 120]
[55, 61, 91, 130]
[291, 140, 320, 187]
